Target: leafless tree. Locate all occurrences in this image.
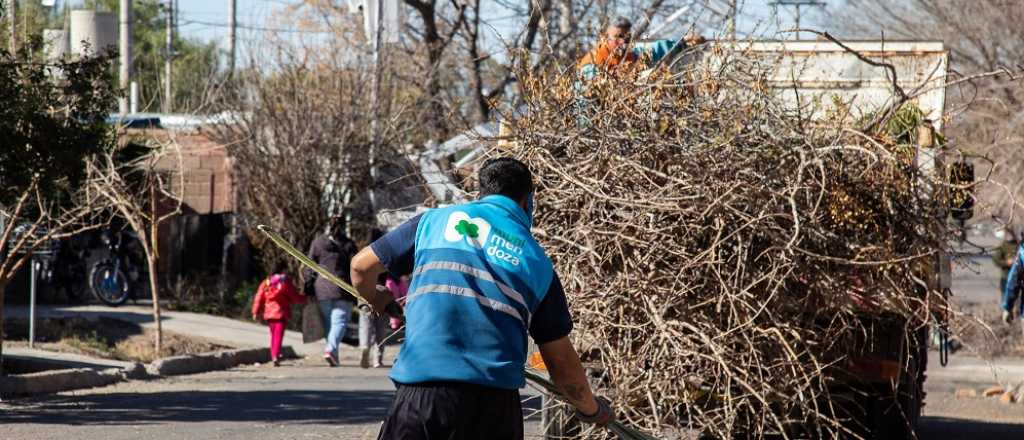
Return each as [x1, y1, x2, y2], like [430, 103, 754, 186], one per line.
[451, 0, 692, 125]
[0, 182, 101, 373]
[203, 1, 709, 274]
[86, 143, 184, 355]
[832, 0, 1024, 222]
[290, 0, 697, 135]
[204, 23, 390, 277]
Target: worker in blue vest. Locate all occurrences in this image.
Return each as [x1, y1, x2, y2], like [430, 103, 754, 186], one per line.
[1002, 240, 1024, 339]
[351, 157, 614, 440]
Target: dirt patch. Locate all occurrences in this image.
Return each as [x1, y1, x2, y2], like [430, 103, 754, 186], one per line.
[953, 303, 1024, 358]
[4, 317, 231, 363]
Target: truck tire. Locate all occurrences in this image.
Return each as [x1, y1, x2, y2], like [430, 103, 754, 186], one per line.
[867, 382, 922, 440]
[868, 329, 926, 440]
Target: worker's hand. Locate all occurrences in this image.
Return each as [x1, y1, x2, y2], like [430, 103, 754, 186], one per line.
[361, 299, 404, 321]
[576, 396, 615, 427]
[383, 300, 404, 321]
[1004, 310, 1014, 324]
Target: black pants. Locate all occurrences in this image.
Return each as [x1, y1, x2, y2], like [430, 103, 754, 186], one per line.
[377, 381, 523, 440]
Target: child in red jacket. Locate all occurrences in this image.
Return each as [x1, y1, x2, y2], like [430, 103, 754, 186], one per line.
[252, 265, 306, 366]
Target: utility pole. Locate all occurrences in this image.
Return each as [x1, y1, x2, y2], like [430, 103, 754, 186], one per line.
[119, 0, 132, 114]
[164, 0, 173, 113]
[368, 0, 383, 214]
[9, 0, 16, 52]
[769, 0, 825, 40]
[228, 0, 236, 75]
[726, 0, 737, 40]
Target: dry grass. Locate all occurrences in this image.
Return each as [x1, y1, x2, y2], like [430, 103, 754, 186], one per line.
[4, 317, 229, 363]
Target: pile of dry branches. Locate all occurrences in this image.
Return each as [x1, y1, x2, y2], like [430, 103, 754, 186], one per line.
[505, 47, 961, 438]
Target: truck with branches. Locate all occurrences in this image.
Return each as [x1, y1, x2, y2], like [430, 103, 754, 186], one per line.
[515, 38, 967, 440]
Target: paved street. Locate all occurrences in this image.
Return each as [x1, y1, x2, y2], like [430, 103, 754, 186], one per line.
[0, 359, 394, 440]
[0, 355, 545, 440]
[0, 353, 1019, 440]
[0, 254, 1021, 439]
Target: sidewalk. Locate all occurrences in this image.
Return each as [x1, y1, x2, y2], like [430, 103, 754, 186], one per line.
[7, 305, 321, 356]
[5, 347, 136, 371]
[928, 350, 1024, 387]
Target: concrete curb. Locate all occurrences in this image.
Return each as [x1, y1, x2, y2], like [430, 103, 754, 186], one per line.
[0, 366, 135, 397]
[1, 346, 293, 397]
[145, 346, 297, 377]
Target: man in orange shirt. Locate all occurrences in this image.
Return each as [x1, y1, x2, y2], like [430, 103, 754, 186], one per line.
[577, 17, 638, 80]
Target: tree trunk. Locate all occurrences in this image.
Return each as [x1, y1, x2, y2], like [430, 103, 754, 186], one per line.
[149, 180, 162, 356]
[467, 0, 489, 122]
[148, 254, 162, 356]
[403, 0, 464, 140]
[424, 42, 447, 138]
[556, 0, 574, 58]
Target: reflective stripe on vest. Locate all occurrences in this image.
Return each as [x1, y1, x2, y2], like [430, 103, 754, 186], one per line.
[407, 283, 527, 326]
[413, 260, 531, 322]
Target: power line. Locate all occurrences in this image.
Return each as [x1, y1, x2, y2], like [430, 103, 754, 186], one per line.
[178, 17, 333, 34]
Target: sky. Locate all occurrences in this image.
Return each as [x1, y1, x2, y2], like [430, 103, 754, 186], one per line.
[166, 0, 832, 52]
[175, 0, 286, 44]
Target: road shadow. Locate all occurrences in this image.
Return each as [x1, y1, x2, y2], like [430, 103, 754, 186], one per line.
[918, 416, 1024, 439]
[0, 389, 394, 426]
[4, 354, 127, 374]
[7, 306, 172, 327]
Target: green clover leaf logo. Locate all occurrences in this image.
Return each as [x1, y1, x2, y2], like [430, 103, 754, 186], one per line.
[454, 219, 479, 238]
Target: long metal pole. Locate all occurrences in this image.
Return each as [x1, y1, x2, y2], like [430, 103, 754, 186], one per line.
[644, 4, 692, 39]
[164, 0, 173, 113]
[728, 0, 738, 40]
[29, 258, 36, 349]
[228, 0, 236, 75]
[119, 0, 132, 114]
[368, 0, 383, 214]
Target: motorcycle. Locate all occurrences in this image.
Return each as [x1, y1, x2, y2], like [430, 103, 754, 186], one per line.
[89, 229, 142, 306]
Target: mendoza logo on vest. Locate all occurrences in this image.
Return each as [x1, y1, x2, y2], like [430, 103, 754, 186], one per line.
[443, 211, 525, 267]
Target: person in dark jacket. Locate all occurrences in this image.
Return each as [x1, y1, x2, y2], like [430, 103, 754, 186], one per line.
[994, 227, 1019, 293]
[305, 215, 359, 366]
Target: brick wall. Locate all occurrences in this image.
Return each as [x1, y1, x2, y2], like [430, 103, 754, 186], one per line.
[149, 132, 234, 215]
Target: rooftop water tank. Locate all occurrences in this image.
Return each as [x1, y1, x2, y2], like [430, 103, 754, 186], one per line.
[69, 10, 118, 57]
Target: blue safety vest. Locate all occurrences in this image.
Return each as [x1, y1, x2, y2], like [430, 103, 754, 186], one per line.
[390, 195, 555, 389]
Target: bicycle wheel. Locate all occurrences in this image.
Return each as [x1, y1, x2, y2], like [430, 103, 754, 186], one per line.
[89, 262, 131, 306]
